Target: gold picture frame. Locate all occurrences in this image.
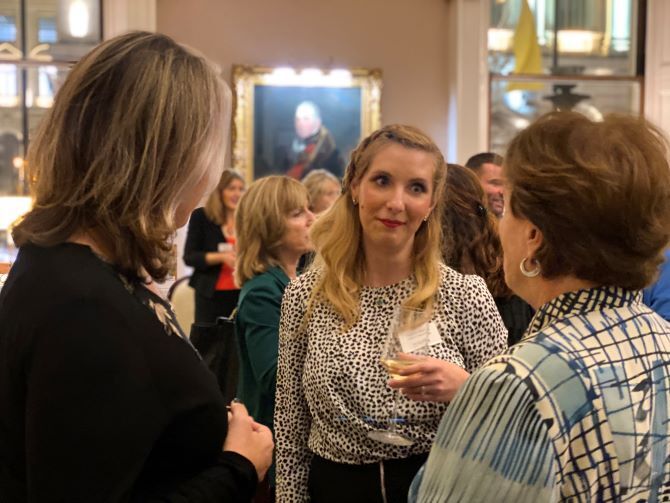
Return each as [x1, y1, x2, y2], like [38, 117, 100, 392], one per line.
[231, 65, 382, 182]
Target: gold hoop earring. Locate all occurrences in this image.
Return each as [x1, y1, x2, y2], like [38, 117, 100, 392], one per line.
[520, 257, 540, 278]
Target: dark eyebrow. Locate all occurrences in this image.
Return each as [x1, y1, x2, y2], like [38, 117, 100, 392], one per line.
[367, 169, 429, 186]
[367, 169, 389, 177]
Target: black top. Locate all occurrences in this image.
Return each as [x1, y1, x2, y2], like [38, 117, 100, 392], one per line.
[184, 207, 229, 299]
[495, 294, 534, 346]
[0, 243, 257, 502]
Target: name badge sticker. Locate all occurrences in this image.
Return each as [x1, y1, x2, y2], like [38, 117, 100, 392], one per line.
[398, 321, 441, 353]
[427, 322, 442, 347]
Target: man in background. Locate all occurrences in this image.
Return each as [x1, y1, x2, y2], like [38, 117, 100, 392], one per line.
[465, 152, 504, 218]
[286, 101, 343, 179]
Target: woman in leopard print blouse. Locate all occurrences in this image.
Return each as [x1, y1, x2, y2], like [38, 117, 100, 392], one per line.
[275, 125, 507, 502]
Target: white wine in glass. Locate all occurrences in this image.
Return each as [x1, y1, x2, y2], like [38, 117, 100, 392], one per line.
[368, 305, 430, 446]
[380, 358, 414, 381]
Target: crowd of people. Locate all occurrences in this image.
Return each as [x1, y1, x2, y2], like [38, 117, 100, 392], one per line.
[1, 30, 669, 503]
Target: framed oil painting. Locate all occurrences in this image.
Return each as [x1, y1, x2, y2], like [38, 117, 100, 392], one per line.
[231, 65, 382, 182]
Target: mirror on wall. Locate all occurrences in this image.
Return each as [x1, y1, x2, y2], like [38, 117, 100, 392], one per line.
[488, 74, 642, 152]
[487, 0, 644, 152]
[0, 0, 101, 265]
[0, 0, 101, 197]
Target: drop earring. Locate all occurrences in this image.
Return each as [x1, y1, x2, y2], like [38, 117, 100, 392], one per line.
[520, 257, 540, 278]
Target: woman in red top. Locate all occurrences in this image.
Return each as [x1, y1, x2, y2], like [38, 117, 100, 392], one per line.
[184, 169, 245, 322]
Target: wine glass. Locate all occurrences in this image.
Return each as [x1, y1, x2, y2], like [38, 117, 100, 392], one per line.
[368, 305, 430, 446]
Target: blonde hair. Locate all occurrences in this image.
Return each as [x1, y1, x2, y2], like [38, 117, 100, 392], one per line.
[235, 176, 309, 286]
[309, 124, 446, 327]
[12, 31, 231, 282]
[301, 169, 341, 211]
[204, 169, 245, 225]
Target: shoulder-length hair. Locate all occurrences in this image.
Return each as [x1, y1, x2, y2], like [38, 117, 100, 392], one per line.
[235, 176, 309, 286]
[301, 169, 340, 211]
[309, 124, 447, 327]
[506, 111, 670, 289]
[12, 31, 231, 282]
[204, 169, 245, 225]
[442, 164, 510, 298]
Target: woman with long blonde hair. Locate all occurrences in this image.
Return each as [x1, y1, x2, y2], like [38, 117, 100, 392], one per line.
[0, 32, 272, 501]
[275, 125, 506, 502]
[184, 168, 245, 321]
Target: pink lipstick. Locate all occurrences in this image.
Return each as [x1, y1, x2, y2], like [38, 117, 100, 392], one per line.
[379, 219, 404, 228]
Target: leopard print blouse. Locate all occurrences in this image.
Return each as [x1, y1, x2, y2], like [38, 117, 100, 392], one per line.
[275, 264, 508, 501]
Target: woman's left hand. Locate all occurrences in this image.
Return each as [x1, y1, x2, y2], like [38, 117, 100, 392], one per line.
[388, 354, 470, 403]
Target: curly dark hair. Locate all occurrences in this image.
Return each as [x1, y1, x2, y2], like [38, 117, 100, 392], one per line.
[442, 163, 510, 298]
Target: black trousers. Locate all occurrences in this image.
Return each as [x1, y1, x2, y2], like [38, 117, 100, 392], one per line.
[194, 289, 239, 323]
[308, 453, 428, 503]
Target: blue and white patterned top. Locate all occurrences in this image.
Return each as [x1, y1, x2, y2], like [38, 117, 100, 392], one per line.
[410, 286, 670, 502]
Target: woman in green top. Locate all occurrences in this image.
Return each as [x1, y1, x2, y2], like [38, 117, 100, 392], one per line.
[234, 176, 316, 496]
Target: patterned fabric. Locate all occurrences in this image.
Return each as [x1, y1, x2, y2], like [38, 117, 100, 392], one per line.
[275, 264, 508, 502]
[411, 286, 670, 502]
[117, 272, 190, 342]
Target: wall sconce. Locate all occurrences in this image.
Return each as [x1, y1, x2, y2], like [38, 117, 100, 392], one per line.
[68, 0, 90, 38]
[56, 0, 100, 47]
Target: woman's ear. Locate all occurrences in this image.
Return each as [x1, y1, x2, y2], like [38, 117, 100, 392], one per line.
[525, 223, 544, 259]
[350, 181, 360, 203]
[424, 203, 436, 221]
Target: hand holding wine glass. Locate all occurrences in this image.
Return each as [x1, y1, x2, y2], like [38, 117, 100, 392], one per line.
[388, 356, 470, 403]
[368, 305, 430, 446]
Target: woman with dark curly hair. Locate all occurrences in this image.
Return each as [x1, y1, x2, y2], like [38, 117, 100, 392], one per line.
[441, 163, 532, 346]
[412, 112, 670, 502]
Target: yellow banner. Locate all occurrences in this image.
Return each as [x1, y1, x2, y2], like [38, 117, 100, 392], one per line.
[508, 0, 543, 92]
